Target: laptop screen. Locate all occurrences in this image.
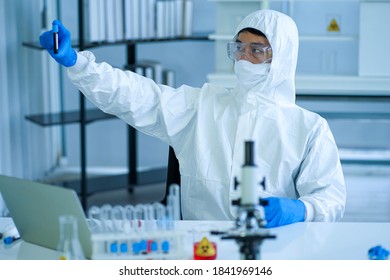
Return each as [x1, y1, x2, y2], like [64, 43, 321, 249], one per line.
[0, 175, 92, 259]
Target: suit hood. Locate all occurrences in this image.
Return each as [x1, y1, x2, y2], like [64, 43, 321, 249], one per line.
[233, 10, 299, 105]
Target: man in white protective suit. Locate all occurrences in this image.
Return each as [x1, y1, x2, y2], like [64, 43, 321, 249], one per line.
[39, 10, 346, 227]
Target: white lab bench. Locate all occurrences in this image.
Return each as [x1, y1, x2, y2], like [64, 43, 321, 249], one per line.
[1, 218, 389, 260]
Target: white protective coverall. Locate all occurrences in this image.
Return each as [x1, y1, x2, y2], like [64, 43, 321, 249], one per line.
[67, 10, 346, 221]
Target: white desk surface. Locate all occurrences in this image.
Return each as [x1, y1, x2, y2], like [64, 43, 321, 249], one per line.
[1, 218, 389, 260]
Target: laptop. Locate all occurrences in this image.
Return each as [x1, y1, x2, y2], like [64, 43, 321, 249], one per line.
[0, 175, 92, 259]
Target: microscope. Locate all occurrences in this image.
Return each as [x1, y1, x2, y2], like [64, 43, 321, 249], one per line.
[212, 141, 276, 260]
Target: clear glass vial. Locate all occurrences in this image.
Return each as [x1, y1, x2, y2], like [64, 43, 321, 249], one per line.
[57, 215, 85, 260]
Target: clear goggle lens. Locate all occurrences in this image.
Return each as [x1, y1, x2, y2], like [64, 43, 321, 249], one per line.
[227, 42, 272, 63]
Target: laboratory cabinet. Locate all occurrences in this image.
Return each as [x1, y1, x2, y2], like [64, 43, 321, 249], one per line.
[23, 0, 209, 209]
[207, 0, 390, 165]
[208, 0, 372, 79]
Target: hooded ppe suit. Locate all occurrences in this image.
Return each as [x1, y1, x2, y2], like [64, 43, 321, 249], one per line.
[66, 10, 346, 221]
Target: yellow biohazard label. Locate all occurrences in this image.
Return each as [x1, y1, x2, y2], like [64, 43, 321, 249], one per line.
[327, 19, 340, 32]
[195, 237, 216, 257]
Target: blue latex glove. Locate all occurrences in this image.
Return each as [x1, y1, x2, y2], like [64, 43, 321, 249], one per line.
[262, 197, 306, 228]
[39, 20, 77, 67]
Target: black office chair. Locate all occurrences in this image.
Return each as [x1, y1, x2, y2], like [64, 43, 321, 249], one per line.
[162, 146, 181, 205]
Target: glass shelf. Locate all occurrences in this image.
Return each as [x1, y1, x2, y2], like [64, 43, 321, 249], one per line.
[52, 168, 167, 195]
[25, 108, 117, 127]
[22, 32, 212, 51]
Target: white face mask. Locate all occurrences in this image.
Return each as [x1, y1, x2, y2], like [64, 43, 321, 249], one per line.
[234, 60, 270, 91]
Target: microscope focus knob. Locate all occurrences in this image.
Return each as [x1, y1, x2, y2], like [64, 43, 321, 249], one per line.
[234, 177, 240, 190]
[260, 177, 266, 190]
[232, 198, 241, 206]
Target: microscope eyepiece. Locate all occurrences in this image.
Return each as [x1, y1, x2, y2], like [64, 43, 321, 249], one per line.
[244, 141, 256, 166]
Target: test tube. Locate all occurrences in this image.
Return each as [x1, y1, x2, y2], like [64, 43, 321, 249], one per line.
[152, 202, 166, 231]
[135, 204, 149, 254]
[124, 205, 136, 233]
[145, 204, 156, 231]
[165, 199, 174, 231]
[164, 202, 175, 255]
[111, 205, 125, 233]
[99, 204, 113, 232]
[153, 202, 168, 255]
[135, 204, 147, 232]
[52, 22, 59, 54]
[87, 205, 102, 233]
[124, 204, 137, 255]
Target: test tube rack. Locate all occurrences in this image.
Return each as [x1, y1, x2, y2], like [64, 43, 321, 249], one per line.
[91, 229, 187, 260]
[88, 184, 183, 259]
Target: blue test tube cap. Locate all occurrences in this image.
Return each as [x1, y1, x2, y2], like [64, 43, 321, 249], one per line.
[161, 240, 170, 253]
[52, 23, 59, 33]
[110, 242, 118, 253]
[132, 242, 141, 255]
[150, 241, 158, 252]
[140, 239, 147, 253]
[120, 243, 128, 253]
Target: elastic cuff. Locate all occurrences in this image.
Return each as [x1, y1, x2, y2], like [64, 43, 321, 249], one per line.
[68, 52, 89, 73]
[301, 200, 315, 222]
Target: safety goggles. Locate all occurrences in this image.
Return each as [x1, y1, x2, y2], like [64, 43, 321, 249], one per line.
[227, 42, 272, 64]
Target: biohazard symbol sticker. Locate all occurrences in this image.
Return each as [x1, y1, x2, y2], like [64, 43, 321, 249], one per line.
[193, 237, 217, 260]
[327, 18, 340, 32]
